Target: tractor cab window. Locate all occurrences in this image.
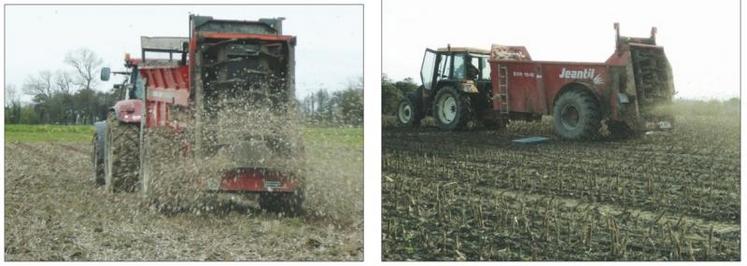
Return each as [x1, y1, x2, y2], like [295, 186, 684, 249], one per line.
[480, 57, 490, 80]
[470, 56, 486, 80]
[471, 56, 480, 74]
[420, 49, 437, 90]
[437, 53, 452, 82]
[452, 54, 466, 80]
[129, 68, 146, 100]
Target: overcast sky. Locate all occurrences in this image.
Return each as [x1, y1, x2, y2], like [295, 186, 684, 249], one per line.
[5, 5, 362, 102]
[383, 0, 739, 100]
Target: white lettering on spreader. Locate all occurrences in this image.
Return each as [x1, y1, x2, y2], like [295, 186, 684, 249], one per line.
[558, 67, 604, 85]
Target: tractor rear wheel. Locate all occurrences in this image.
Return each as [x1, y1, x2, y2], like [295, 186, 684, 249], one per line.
[552, 90, 601, 140]
[396, 96, 419, 127]
[258, 190, 304, 216]
[433, 87, 473, 130]
[104, 112, 141, 193]
[92, 132, 105, 186]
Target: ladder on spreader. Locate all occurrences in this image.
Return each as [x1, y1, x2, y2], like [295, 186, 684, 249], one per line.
[497, 66, 510, 114]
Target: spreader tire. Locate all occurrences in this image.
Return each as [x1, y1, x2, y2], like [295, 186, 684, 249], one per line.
[104, 112, 141, 193]
[552, 89, 601, 140]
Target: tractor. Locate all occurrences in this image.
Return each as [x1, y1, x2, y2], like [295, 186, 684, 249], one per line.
[397, 23, 675, 139]
[92, 15, 304, 214]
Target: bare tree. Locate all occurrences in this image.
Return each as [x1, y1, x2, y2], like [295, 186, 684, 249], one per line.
[345, 76, 364, 91]
[22, 70, 55, 100]
[5, 83, 23, 124]
[64, 48, 103, 91]
[54, 70, 75, 95]
[5, 83, 18, 107]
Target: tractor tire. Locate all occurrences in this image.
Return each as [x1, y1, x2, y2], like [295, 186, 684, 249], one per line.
[92, 132, 105, 186]
[104, 112, 141, 193]
[552, 90, 601, 140]
[258, 190, 304, 216]
[433, 86, 473, 130]
[396, 96, 420, 127]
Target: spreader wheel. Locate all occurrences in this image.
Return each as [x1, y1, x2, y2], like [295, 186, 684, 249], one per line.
[433, 86, 473, 130]
[552, 89, 601, 140]
[258, 190, 304, 216]
[104, 112, 141, 193]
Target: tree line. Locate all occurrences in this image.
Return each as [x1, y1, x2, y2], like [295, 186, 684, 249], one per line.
[5, 48, 364, 127]
[381, 74, 419, 115]
[5, 48, 114, 125]
[300, 77, 363, 126]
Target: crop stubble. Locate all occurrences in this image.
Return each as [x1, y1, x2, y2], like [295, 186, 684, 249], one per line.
[5, 127, 362, 261]
[382, 113, 740, 261]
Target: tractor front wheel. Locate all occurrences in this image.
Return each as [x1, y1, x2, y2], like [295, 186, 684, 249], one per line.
[104, 112, 141, 193]
[258, 190, 304, 216]
[396, 97, 419, 127]
[552, 90, 601, 140]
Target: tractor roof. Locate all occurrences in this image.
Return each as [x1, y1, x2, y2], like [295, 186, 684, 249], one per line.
[436, 47, 490, 55]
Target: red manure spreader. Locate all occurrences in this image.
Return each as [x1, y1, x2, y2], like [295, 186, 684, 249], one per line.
[397, 23, 675, 139]
[92, 15, 303, 213]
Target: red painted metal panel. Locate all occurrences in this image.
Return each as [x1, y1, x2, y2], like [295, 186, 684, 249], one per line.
[219, 168, 298, 192]
[539, 63, 610, 106]
[491, 60, 614, 115]
[138, 66, 190, 128]
[163, 68, 176, 89]
[153, 69, 165, 89]
[145, 101, 156, 128]
[606, 49, 631, 65]
[113, 99, 144, 123]
[505, 62, 544, 113]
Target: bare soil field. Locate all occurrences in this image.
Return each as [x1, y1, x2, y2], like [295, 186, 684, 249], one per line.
[4, 127, 362, 261]
[382, 104, 740, 261]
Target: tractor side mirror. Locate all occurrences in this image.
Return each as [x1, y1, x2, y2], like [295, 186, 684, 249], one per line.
[101, 67, 111, 81]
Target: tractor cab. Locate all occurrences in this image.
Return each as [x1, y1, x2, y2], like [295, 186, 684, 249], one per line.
[421, 47, 492, 94]
[396, 47, 494, 129]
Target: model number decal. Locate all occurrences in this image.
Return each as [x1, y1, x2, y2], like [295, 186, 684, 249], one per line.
[512, 71, 535, 78]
